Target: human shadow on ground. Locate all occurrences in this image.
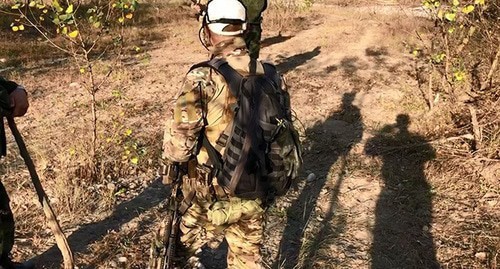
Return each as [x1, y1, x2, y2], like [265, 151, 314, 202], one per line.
[261, 35, 295, 49]
[32, 178, 169, 267]
[276, 46, 321, 74]
[364, 114, 439, 269]
[276, 92, 363, 268]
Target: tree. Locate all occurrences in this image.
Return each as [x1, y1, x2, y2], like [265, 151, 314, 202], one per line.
[10, 0, 139, 176]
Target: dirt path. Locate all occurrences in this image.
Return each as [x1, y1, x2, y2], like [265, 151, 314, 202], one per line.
[127, 2, 433, 268]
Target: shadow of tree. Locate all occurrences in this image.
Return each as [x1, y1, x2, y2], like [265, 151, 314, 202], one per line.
[365, 46, 389, 68]
[276, 47, 321, 74]
[365, 114, 439, 269]
[276, 92, 363, 268]
[32, 178, 168, 268]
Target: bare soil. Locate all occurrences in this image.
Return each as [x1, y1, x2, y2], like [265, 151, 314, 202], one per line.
[1, 1, 498, 269]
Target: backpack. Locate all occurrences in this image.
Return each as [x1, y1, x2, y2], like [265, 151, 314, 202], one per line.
[190, 58, 302, 200]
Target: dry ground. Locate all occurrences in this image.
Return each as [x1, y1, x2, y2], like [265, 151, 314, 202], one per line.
[0, 0, 498, 268]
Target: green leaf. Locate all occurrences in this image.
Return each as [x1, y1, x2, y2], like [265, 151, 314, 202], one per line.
[11, 3, 20, 9]
[52, 0, 63, 12]
[18, 25, 24, 31]
[130, 157, 139, 165]
[68, 30, 79, 38]
[61, 26, 68, 34]
[453, 70, 465, 81]
[93, 21, 101, 28]
[36, 3, 46, 9]
[124, 129, 132, 136]
[462, 5, 474, 13]
[444, 12, 456, 21]
[29, 1, 36, 7]
[12, 26, 19, 32]
[448, 27, 455, 33]
[65, 4, 73, 14]
[474, 0, 485, 5]
[452, 0, 459, 6]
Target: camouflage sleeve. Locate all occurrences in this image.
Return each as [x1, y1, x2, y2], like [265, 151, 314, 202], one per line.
[162, 67, 215, 163]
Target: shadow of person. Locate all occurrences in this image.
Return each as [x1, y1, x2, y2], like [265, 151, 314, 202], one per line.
[32, 178, 169, 267]
[276, 92, 363, 268]
[276, 46, 321, 74]
[365, 114, 439, 269]
[261, 35, 295, 49]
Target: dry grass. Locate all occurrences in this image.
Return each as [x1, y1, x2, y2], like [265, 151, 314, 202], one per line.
[0, 1, 184, 265]
[263, 0, 315, 34]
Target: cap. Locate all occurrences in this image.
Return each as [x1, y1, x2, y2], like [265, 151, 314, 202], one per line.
[205, 0, 247, 36]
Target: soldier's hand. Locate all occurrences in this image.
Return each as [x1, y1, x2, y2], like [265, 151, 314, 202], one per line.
[10, 87, 29, 117]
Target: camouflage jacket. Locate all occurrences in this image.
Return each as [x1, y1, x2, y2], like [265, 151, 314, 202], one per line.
[162, 38, 267, 165]
[198, 0, 267, 23]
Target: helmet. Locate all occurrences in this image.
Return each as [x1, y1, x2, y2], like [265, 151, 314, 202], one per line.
[205, 0, 247, 36]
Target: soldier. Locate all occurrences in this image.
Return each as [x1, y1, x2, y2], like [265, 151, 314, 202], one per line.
[0, 77, 33, 269]
[192, 0, 267, 60]
[160, 0, 301, 267]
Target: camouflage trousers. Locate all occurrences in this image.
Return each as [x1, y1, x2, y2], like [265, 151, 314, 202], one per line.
[245, 22, 262, 60]
[0, 181, 14, 263]
[178, 177, 265, 269]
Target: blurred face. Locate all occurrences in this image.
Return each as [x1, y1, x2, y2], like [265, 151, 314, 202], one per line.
[204, 26, 226, 47]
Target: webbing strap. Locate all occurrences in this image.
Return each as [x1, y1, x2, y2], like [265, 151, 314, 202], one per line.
[178, 189, 196, 215]
[202, 134, 223, 172]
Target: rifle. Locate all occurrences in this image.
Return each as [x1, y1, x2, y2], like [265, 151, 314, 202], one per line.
[149, 163, 184, 269]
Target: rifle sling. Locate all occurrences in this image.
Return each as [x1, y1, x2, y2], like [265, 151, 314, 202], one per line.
[1, 117, 6, 157]
[178, 188, 195, 215]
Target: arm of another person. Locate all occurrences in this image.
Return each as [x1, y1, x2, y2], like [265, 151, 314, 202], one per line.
[0, 77, 29, 117]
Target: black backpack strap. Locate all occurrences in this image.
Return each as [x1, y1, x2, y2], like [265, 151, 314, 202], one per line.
[262, 63, 280, 89]
[189, 58, 243, 97]
[188, 58, 244, 173]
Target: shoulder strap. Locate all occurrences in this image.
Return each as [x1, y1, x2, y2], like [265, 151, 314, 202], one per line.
[262, 63, 280, 89]
[188, 58, 244, 173]
[189, 58, 243, 97]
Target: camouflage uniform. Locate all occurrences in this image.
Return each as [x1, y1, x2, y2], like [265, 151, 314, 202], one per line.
[162, 38, 268, 268]
[198, 0, 267, 59]
[0, 78, 17, 266]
